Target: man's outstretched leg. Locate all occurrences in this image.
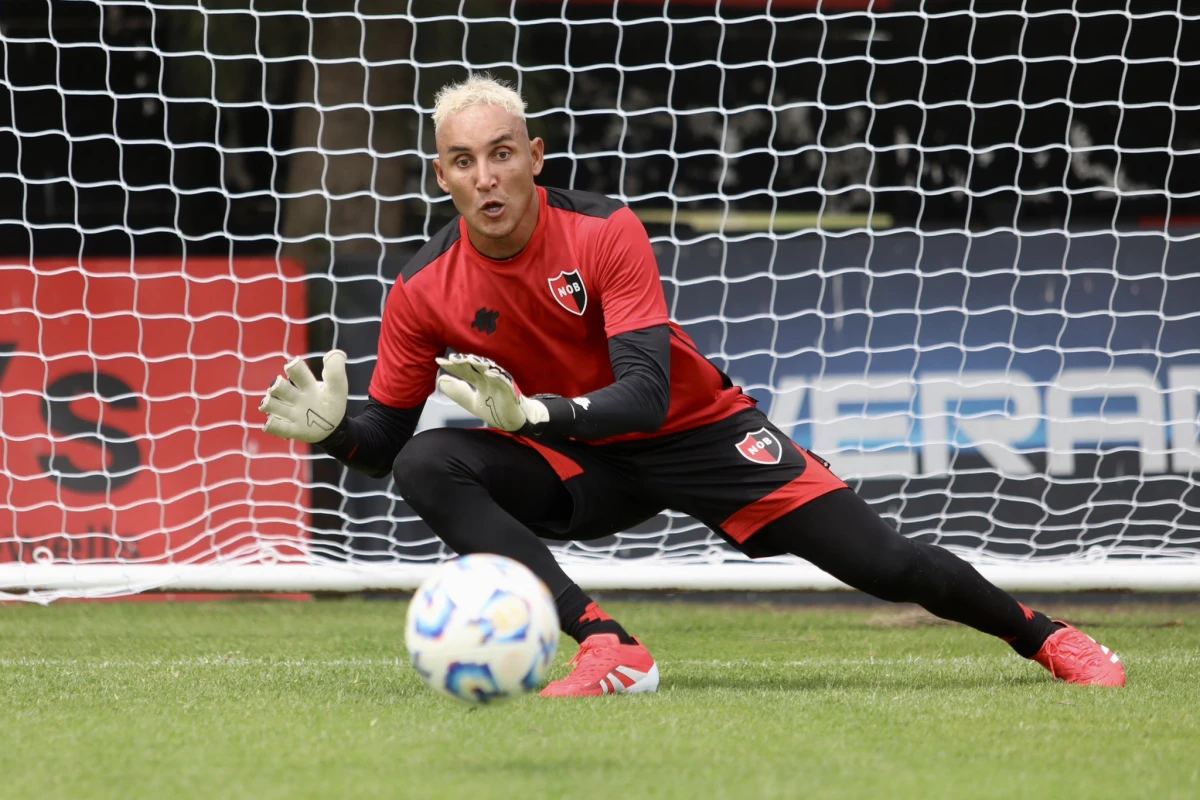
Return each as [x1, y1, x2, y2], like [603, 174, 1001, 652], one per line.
[754, 489, 1125, 687]
[393, 428, 659, 697]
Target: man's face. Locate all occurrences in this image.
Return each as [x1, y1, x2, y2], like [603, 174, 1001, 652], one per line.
[434, 105, 544, 250]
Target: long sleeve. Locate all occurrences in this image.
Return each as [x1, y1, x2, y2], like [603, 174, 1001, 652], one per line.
[528, 324, 671, 440]
[317, 398, 424, 478]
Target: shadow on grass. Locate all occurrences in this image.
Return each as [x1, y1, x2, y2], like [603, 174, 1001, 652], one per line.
[663, 669, 1045, 693]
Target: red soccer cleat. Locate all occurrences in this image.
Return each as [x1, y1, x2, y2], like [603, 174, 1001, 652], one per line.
[539, 633, 660, 697]
[1032, 622, 1126, 687]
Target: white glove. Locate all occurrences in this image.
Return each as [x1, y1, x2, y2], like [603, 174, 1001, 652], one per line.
[259, 350, 349, 443]
[436, 353, 549, 432]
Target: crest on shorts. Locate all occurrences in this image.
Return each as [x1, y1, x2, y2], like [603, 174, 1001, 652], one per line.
[547, 270, 587, 315]
[735, 428, 782, 465]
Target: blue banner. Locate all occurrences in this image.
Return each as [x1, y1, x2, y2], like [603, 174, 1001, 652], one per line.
[655, 229, 1200, 558]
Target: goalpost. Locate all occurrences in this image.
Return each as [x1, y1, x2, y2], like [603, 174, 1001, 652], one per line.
[2, 1, 1198, 601]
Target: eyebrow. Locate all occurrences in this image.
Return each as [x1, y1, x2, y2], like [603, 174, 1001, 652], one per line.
[445, 132, 515, 155]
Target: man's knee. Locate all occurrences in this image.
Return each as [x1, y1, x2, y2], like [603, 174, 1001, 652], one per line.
[392, 429, 472, 510]
[870, 539, 956, 605]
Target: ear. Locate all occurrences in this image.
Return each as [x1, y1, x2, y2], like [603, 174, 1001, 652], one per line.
[529, 137, 545, 178]
[433, 157, 450, 194]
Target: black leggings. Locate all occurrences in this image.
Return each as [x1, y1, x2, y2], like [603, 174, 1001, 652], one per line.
[394, 429, 579, 595]
[754, 489, 1040, 645]
[393, 429, 1053, 656]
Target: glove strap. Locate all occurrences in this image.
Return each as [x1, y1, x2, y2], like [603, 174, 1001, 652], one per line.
[518, 394, 576, 439]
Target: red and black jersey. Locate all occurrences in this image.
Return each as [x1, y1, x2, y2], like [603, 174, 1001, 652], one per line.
[369, 185, 754, 442]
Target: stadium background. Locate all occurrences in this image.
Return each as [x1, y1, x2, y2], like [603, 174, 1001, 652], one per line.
[1, 0, 1197, 579]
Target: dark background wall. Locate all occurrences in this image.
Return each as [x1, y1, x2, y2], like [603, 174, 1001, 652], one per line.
[2, 0, 1195, 260]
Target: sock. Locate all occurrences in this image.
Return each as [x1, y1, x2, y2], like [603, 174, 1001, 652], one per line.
[1003, 602, 1064, 658]
[555, 583, 635, 645]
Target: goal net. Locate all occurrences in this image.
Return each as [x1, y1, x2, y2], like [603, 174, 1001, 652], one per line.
[2, 1, 1198, 600]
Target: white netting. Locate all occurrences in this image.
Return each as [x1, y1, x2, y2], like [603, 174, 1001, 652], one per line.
[2, 1, 1199, 599]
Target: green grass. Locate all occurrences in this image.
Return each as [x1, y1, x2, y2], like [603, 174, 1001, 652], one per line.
[1, 598, 1198, 800]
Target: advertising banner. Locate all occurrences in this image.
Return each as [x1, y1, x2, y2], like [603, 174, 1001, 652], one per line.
[0, 258, 309, 564]
[660, 230, 1200, 557]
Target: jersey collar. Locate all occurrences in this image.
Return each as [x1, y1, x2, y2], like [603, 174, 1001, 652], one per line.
[459, 185, 548, 271]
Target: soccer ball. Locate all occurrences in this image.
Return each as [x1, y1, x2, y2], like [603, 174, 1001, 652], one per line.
[405, 554, 560, 704]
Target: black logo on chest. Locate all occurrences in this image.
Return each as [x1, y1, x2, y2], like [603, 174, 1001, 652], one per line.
[471, 307, 499, 335]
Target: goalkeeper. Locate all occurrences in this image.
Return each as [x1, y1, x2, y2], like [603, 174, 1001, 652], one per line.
[260, 76, 1125, 696]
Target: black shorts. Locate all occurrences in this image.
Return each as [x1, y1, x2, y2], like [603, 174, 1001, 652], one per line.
[492, 407, 847, 558]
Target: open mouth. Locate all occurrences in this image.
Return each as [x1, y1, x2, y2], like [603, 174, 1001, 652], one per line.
[480, 200, 505, 218]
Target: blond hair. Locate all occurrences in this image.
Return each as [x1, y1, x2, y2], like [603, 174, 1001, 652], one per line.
[432, 75, 527, 131]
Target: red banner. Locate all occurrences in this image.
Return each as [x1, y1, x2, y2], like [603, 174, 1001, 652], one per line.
[0, 258, 310, 564]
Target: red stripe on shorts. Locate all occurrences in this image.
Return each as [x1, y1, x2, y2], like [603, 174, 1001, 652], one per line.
[720, 448, 847, 543]
[488, 430, 585, 481]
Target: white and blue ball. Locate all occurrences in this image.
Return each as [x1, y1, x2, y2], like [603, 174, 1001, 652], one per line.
[405, 554, 560, 704]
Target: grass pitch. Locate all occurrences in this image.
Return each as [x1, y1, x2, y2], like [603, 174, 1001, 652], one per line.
[1, 598, 1197, 799]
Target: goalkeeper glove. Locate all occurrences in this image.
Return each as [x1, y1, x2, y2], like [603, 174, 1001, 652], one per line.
[436, 353, 551, 433]
[259, 350, 348, 443]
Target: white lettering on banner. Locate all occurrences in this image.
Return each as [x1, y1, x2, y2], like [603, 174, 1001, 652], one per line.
[769, 367, 1193, 478]
[808, 377, 918, 479]
[919, 371, 1038, 476]
[1166, 365, 1200, 472]
[1045, 368, 1166, 475]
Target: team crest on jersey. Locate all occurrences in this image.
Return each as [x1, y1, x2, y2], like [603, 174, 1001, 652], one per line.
[548, 270, 587, 315]
[735, 428, 783, 465]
